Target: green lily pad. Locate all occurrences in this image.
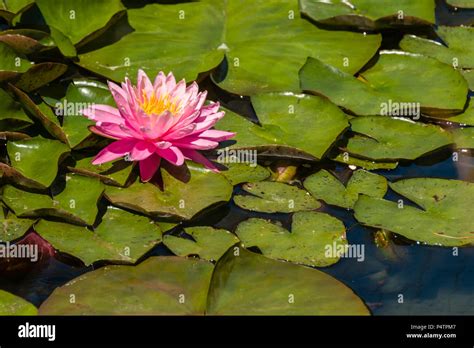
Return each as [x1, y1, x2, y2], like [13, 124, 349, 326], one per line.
[105, 164, 233, 220]
[0, 290, 37, 315]
[400, 26, 474, 69]
[0, 42, 31, 81]
[330, 152, 398, 170]
[216, 93, 348, 161]
[0, 0, 34, 22]
[446, 0, 474, 8]
[354, 178, 474, 246]
[304, 169, 387, 209]
[345, 117, 453, 160]
[0, 211, 34, 242]
[451, 127, 474, 149]
[207, 247, 369, 315]
[39, 248, 369, 315]
[236, 211, 347, 267]
[39, 256, 214, 315]
[163, 226, 239, 261]
[234, 181, 320, 213]
[300, 53, 468, 115]
[34, 206, 162, 265]
[425, 98, 474, 126]
[219, 163, 270, 185]
[7, 136, 70, 188]
[461, 70, 474, 90]
[300, 0, 435, 29]
[78, 0, 381, 95]
[60, 79, 115, 148]
[69, 156, 134, 187]
[2, 174, 104, 225]
[9, 85, 68, 143]
[0, 88, 32, 130]
[36, 0, 125, 52]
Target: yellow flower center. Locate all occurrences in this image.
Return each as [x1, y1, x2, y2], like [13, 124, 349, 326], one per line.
[140, 91, 180, 115]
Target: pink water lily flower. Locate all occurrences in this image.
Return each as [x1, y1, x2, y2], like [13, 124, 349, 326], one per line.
[82, 70, 235, 182]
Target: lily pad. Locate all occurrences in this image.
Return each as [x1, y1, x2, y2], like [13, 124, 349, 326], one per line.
[34, 206, 162, 265]
[304, 169, 388, 209]
[0, 88, 33, 130]
[461, 70, 474, 90]
[425, 98, 474, 126]
[0, 0, 34, 22]
[446, 0, 474, 8]
[0, 42, 31, 81]
[69, 156, 134, 187]
[330, 152, 398, 170]
[215, 93, 348, 160]
[2, 174, 104, 225]
[207, 247, 369, 315]
[7, 136, 70, 188]
[234, 181, 320, 213]
[39, 256, 214, 315]
[163, 226, 238, 261]
[78, 0, 381, 95]
[60, 79, 115, 148]
[219, 163, 270, 185]
[300, 53, 468, 115]
[400, 26, 474, 69]
[39, 248, 369, 315]
[105, 164, 233, 220]
[9, 85, 68, 143]
[300, 0, 435, 29]
[344, 117, 453, 160]
[354, 178, 474, 246]
[0, 211, 34, 242]
[0, 290, 37, 315]
[451, 127, 474, 149]
[36, 0, 125, 55]
[235, 211, 347, 267]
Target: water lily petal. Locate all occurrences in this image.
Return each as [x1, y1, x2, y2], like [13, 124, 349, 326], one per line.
[130, 141, 156, 161]
[156, 146, 184, 166]
[139, 153, 161, 182]
[83, 104, 123, 124]
[181, 148, 218, 172]
[92, 138, 137, 164]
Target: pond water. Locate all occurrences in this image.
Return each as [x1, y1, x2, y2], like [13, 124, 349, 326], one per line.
[1, 0, 473, 315]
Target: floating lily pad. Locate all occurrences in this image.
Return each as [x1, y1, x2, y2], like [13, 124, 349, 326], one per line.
[36, 0, 125, 56]
[0, 211, 34, 242]
[304, 169, 387, 209]
[234, 181, 320, 213]
[10, 85, 68, 143]
[0, 42, 31, 81]
[39, 256, 214, 315]
[330, 152, 398, 170]
[451, 127, 474, 149]
[0, 88, 32, 130]
[345, 117, 453, 160]
[60, 79, 115, 148]
[446, 0, 474, 8]
[164, 226, 238, 261]
[34, 206, 162, 265]
[207, 247, 369, 315]
[425, 98, 474, 126]
[69, 156, 134, 187]
[354, 178, 474, 246]
[300, 53, 468, 115]
[7, 136, 70, 188]
[400, 26, 474, 69]
[0, 0, 34, 22]
[14, 62, 68, 92]
[461, 70, 474, 90]
[236, 211, 347, 267]
[0, 31, 47, 55]
[0, 290, 37, 315]
[2, 175, 104, 225]
[40, 248, 369, 315]
[216, 93, 348, 161]
[105, 164, 233, 220]
[78, 0, 381, 95]
[300, 0, 435, 29]
[219, 163, 270, 185]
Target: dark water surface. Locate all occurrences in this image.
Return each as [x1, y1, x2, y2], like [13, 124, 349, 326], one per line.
[1, 0, 473, 315]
